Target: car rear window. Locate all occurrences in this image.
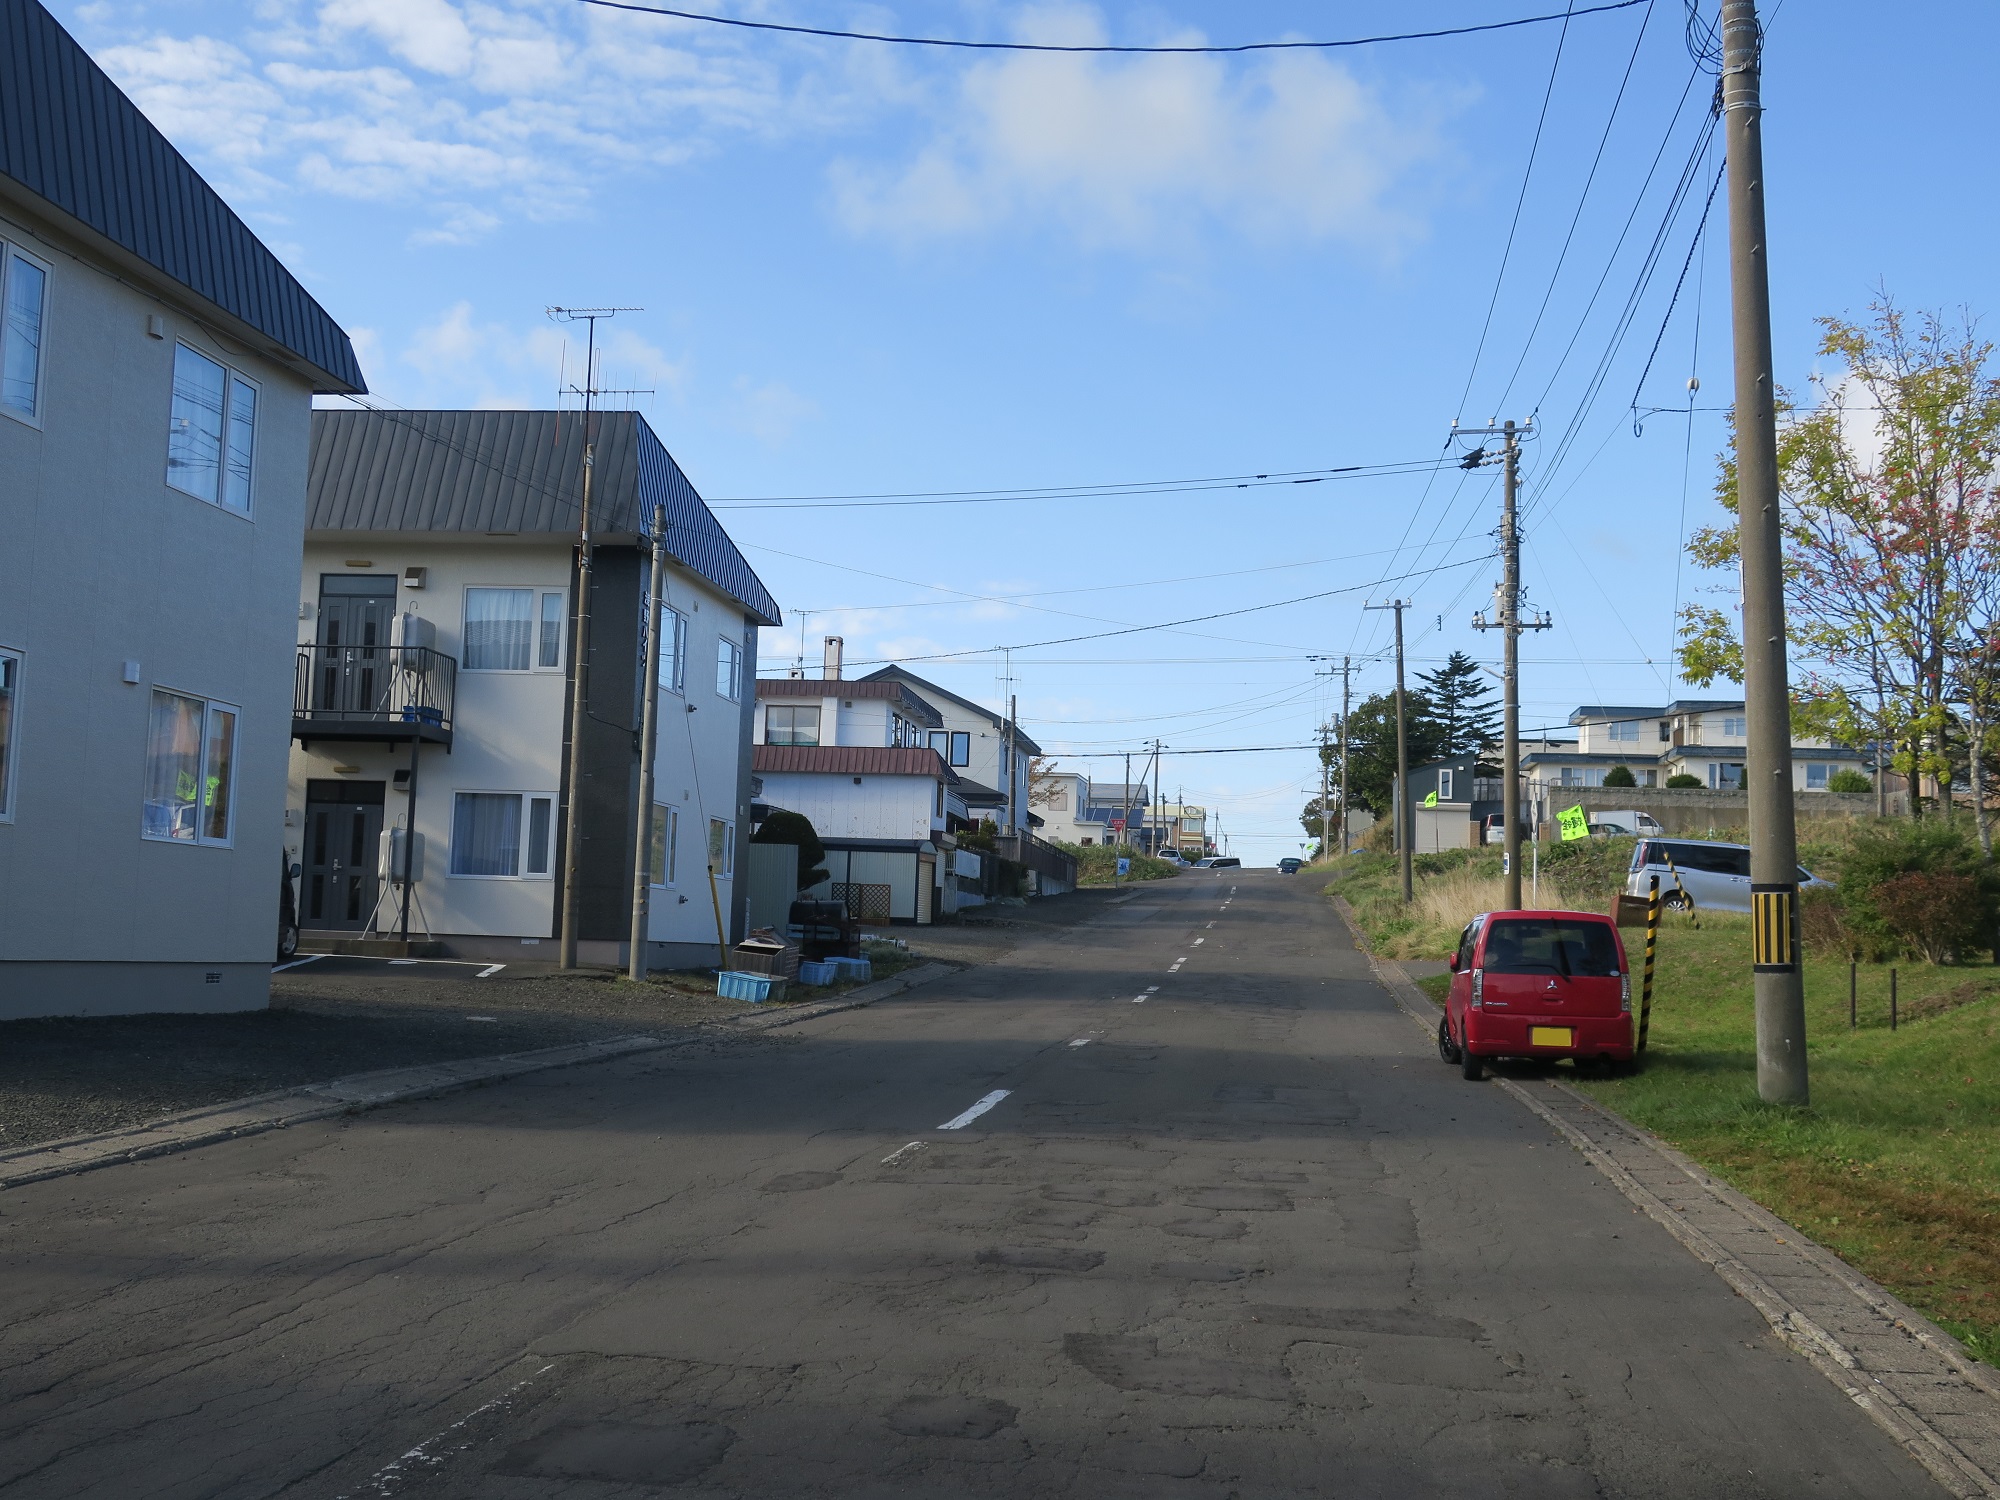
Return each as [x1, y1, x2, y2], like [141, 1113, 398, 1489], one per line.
[1481, 917, 1622, 977]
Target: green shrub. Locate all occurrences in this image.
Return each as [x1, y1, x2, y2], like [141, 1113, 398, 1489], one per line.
[1666, 773, 1704, 789]
[1799, 883, 1859, 956]
[1873, 871, 1991, 964]
[1826, 767, 1874, 793]
[1602, 764, 1637, 788]
[1413, 847, 1476, 877]
[1538, 835, 1635, 907]
[1837, 819, 2000, 962]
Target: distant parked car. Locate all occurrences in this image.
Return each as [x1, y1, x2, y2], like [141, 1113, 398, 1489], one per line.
[1156, 849, 1189, 865]
[1481, 813, 1505, 845]
[1591, 809, 1666, 838]
[1277, 857, 1303, 873]
[1626, 838, 1828, 914]
[1204, 856, 1241, 869]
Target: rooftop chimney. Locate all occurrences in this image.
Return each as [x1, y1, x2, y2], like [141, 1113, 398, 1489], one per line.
[822, 635, 844, 680]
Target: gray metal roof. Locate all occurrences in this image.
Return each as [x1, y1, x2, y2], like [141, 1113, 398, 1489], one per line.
[308, 409, 780, 626]
[0, 0, 363, 392]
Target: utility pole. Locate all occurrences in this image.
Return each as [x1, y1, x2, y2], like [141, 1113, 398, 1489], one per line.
[1122, 750, 1133, 849]
[1723, 0, 1807, 1105]
[549, 305, 640, 970]
[1366, 600, 1413, 901]
[1006, 693, 1018, 835]
[1466, 419, 1552, 910]
[1318, 723, 1331, 860]
[628, 502, 667, 981]
[1338, 656, 1352, 858]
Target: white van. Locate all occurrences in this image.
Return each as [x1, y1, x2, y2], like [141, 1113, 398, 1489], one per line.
[1626, 838, 1827, 914]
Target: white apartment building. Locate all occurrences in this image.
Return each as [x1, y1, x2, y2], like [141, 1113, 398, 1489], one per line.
[1522, 699, 1869, 797]
[291, 410, 779, 968]
[1, 0, 364, 1018]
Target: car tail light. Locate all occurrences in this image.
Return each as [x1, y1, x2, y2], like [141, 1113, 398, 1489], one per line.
[1620, 973, 1631, 1012]
[1471, 970, 1483, 1008]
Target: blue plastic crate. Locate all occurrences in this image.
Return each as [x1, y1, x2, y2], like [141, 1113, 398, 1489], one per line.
[797, 960, 838, 986]
[717, 970, 781, 1003]
[826, 957, 872, 983]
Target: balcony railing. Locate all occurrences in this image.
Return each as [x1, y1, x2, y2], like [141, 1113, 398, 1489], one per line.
[293, 644, 456, 745]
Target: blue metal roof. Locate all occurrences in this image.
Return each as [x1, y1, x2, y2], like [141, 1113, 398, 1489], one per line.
[0, 0, 363, 392]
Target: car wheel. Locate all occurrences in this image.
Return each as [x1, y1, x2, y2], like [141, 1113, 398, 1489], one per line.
[277, 923, 300, 963]
[1437, 1013, 1459, 1064]
[1460, 1044, 1484, 1082]
[1662, 890, 1693, 912]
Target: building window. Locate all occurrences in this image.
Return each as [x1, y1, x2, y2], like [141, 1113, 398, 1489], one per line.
[1709, 762, 1744, 789]
[716, 638, 742, 701]
[1658, 720, 1672, 742]
[1721, 715, 1747, 737]
[928, 730, 971, 767]
[766, 705, 821, 746]
[0, 649, 19, 820]
[538, 590, 566, 669]
[1608, 720, 1639, 742]
[464, 588, 535, 670]
[659, 608, 688, 693]
[450, 792, 554, 877]
[166, 344, 256, 514]
[650, 804, 677, 885]
[1806, 763, 1830, 789]
[1, 242, 48, 421]
[707, 817, 735, 877]
[1437, 769, 1454, 801]
[142, 688, 237, 845]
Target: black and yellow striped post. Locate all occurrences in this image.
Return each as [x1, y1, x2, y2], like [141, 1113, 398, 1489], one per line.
[1638, 875, 1661, 1052]
[1752, 884, 1799, 974]
[1662, 849, 1699, 929]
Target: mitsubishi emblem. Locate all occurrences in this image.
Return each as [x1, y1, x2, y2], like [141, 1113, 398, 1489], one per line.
[1545, 979, 1558, 991]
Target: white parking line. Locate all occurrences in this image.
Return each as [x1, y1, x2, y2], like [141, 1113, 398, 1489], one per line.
[1068, 1038, 1092, 1048]
[272, 955, 324, 973]
[1146, 985, 1160, 992]
[475, 963, 505, 978]
[1193, 937, 1205, 945]
[937, 1090, 1011, 1131]
[881, 1140, 927, 1165]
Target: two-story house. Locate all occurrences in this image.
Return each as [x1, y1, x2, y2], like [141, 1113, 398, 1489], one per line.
[1522, 700, 1869, 798]
[1030, 768, 1093, 845]
[752, 644, 965, 923]
[857, 665, 1039, 835]
[290, 409, 779, 969]
[2, 0, 364, 1019]
[1083, 781, 1150, 847]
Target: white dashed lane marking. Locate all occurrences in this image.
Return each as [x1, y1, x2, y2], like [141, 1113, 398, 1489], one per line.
[937, 1090, 1012, 1131]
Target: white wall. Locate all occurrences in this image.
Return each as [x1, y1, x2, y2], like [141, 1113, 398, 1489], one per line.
[0, 196, 316, 1017]
[755, 771, 938, 842]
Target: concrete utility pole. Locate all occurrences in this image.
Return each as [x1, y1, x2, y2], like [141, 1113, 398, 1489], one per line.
[1467, 420, 1552, 910]
[1338, 655, 1352, 858]
[548, 304, 643, 969]
[1366, 600, 1413, 902]
[628, 502, 668, 981]
[1122, 751, 1133, 848]
[1722, 0, 1808, 1105]
[1318, 724, 1331, 860]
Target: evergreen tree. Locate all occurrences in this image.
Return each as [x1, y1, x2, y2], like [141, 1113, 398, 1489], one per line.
[1319, 693, 1447, 816]
[1417, 651, 1501, 757]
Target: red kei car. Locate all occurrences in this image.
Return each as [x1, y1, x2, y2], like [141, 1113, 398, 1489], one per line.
[1439, 910, 1634, 1080]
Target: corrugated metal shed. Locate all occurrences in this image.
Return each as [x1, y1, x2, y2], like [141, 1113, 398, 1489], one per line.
[753, 746, 957, 782]
[0, 0, 363, 392]
[308, 408, 780, 626]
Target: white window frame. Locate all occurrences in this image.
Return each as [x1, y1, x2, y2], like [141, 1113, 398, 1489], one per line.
[449, 791, 556, 879]
[1722, 715, 1748, 738]
[716, 637, 742, 702]
[765, 704, 821, 747]
[1607, 720, 1639, 742]
[1806, 762, 1830, 790]
[1437, 769, 1454, 802]
[707, 816, 735, 878]
[0, 646, 21, 822]
[649, 803, 678, 887]
[536, 589, 567, 671]
[0, 239, 51, 428]
[461, 586, 554, 674]
[141, 687, 239, 847]
[165, 342, 258, 516]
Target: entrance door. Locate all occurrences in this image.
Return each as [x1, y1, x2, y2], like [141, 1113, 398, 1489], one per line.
[303, 780, 385, 930]
[315, 575, 399, 716]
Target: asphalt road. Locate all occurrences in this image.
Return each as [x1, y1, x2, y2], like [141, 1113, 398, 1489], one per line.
[0, 872, 1947, 1498]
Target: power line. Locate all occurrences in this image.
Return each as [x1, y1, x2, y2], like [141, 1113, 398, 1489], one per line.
[709, 461, 1452, 510]
[572, 0, 1648, 55]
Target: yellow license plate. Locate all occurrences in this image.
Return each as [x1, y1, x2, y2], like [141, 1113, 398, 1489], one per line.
[1530, 1026, 1575, 1048]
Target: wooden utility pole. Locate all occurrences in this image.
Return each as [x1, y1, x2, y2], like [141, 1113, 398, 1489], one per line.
[1366, 601, 1412, 901]
[1466, 420, 1551, 909]
[1723, 0, 1808, 1105]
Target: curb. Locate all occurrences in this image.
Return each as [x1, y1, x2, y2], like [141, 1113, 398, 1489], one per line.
[0, 960, 961, 1194]
[1352, 929, 2000, 1499]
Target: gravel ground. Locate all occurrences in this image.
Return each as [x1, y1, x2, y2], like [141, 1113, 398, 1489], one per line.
[0, 887, 1126, 1154]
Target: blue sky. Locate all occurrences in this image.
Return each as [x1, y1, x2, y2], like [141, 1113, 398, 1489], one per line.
[57, 0, 2000, 861]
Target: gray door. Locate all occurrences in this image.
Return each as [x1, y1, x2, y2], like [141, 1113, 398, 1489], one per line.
[304, 780, 385, 930]
[315, 575, 398, 716]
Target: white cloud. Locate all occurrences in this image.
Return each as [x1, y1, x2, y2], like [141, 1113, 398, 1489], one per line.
[728, 377, 820, 447]
[832, 4, 1446, 252]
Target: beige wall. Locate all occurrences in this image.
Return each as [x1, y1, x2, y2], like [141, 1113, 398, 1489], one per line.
[0, 199, 316, 1018]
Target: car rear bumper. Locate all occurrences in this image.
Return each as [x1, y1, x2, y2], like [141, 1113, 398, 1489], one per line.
[1465, 1011, 1633, 1059]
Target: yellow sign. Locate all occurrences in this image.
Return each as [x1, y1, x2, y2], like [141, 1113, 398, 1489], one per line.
[1558, 804, 1590, 841]
[1422, 790, 1439, 808]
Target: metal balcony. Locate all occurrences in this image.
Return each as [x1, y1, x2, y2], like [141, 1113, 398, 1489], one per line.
[293, 644, 456, 748]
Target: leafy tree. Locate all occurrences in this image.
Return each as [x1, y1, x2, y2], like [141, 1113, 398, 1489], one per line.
[1826, 767, 1874, 793]
[1319, 692, 1447, 817]
[1602, 765, 1637, 788]
[751, 809, 828, 891]
[1299, 794, 1341, 843]
[1666, 773, 1704, 788]
[1417, 651, 1501, 756]
[1677, 299, 2000, 822]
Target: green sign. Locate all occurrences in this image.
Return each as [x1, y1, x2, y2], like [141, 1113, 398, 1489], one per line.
[1558, 804, 1590, 842]
[1422, 790, 1439, 808]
